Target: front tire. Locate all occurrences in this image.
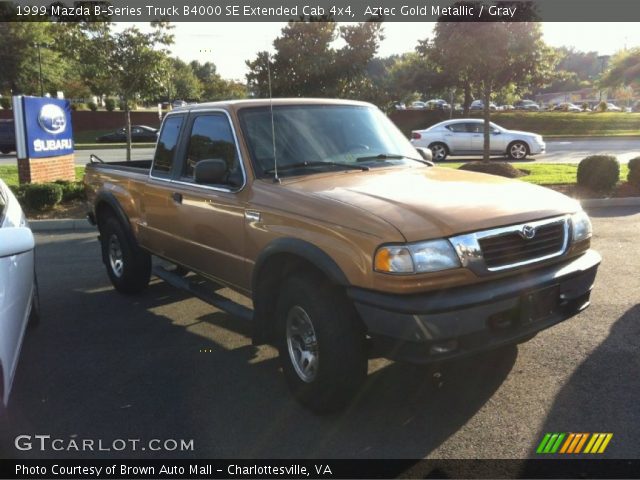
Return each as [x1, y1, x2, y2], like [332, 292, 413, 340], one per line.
[276, 273, 367, 413]
[429, 142, 448, 161]
[507, 141, 529, 160]
[101, 216, 151, 294]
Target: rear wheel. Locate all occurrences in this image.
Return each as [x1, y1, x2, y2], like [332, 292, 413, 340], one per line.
[507, 141, 529, 160]
[429, 142, 448, 161]
[276, 273, 367, 413]
[101, 216, 151, 294]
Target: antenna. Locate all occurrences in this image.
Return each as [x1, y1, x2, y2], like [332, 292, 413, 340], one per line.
[266, 54, 279, 183]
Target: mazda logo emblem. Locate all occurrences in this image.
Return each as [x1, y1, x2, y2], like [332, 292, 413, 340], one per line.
[38, 104, 66, 135]
[520, 225, 536, 240]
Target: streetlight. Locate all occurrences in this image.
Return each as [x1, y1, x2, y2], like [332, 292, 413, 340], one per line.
[34, 43, 51, 97]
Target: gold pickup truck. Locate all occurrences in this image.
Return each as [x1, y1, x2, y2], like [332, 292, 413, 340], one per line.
[84, 99, 600, 412]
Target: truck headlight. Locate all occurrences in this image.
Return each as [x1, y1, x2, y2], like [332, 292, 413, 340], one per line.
[571, 210, 592, 243]
[374, 239, 461, 274]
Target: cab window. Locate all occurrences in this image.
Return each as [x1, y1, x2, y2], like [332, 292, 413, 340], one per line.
[182, 114, 242, 189]
[152, 115, 184, 177]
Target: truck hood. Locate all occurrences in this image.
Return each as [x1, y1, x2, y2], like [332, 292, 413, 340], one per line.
[283, 166, 580, 242]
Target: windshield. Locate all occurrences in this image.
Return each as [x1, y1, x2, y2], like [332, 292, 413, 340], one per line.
[238, 105, 420, 178]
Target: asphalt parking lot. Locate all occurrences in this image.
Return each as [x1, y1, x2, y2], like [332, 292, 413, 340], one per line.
[0, 207, 638, 460]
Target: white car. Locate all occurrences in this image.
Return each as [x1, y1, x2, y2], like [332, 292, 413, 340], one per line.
[0, 179, 38, 414]
[410, 119, 546, 161]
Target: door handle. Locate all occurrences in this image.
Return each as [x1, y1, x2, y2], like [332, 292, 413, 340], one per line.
[171, 192, 183, 204]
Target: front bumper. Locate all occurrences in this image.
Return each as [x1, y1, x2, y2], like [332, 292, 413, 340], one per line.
[348, 250, 600, 364]
[530, 141, 546, 155]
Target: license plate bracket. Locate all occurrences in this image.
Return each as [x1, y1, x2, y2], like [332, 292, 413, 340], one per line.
[521, 285, 560, 324]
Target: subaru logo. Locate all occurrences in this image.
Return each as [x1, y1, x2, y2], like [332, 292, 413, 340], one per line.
[38, 104, 66, 135]
[520, 225, 536, 240]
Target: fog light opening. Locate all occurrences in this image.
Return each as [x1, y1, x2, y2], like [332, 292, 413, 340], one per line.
[430, 340, 458, 355]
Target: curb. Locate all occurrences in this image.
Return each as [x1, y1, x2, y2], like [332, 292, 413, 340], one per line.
[30, 219, 96, 232]
[580, 197, 640, 208]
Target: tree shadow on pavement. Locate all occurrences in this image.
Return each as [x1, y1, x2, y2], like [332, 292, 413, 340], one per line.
[526, 304, 640, 461]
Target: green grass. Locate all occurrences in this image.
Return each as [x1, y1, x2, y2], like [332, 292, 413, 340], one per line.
[0, 166, 85, 188]
[439, 162, 630, 185]
[486, 112, 640, 137]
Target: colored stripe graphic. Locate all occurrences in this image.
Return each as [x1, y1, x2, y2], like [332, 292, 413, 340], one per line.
[538, 433, 613, 454]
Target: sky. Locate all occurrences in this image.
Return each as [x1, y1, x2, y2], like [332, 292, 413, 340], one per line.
[148, 22, 639, 80]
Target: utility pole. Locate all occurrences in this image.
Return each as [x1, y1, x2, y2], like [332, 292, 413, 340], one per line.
[36, 43, 44, 97]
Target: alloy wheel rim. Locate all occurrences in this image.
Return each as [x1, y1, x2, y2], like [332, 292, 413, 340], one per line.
[108, 234, 124, 278]
[286, 305, 319, 383]
[511, 143, 526, 159]
[432, 145, 446, 160]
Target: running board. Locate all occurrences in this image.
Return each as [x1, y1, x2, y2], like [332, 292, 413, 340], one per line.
[152, 266, 253, 322]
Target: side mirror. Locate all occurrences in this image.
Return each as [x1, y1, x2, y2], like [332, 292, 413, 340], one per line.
[0, 227, 35, 258]
[492, 130, 501, 135]
[194, 159, 227, 185]
[415, 147, 433, 162]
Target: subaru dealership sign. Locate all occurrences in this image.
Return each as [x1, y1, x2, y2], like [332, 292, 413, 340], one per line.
[13, 96, 73, 158]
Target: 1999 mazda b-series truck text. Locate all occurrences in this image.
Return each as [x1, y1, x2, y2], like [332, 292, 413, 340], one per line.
[84, 99, 600, 412]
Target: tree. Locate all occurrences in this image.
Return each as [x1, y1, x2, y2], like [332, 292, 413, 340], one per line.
[0, 22, 69, 96]
[66, 23, 173, 160]
[189, 60, 248, 101]
[169, 58, 202, 101]
[430, 9, 556, 159]
[246, 16, 383, 100]
[601, 48, 640, 90]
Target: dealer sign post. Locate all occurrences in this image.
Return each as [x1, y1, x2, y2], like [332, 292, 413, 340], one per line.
[13, 95, 75, 184]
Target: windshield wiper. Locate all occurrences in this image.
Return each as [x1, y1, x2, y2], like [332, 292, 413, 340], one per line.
[356, 153, 434, 166]
[264, 161, 369, 175]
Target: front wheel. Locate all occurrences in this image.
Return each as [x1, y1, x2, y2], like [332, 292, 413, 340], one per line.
[101, 216, 151, 294]
[429, 142, 448, 162]
[276, 273, 367, 413]
[507, 141, 529, 160]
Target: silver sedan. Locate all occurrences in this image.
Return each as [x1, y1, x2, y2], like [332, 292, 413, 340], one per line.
[0, 179, 38, 415]
[410, 119, 546, 161]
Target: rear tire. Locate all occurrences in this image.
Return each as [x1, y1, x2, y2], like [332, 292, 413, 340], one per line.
[101, 216, 151, 294]
[429, 142, 448, 161]
[276, 272, 367, 413]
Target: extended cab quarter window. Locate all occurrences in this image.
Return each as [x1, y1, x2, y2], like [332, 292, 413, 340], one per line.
[183, 114, 242, 189]
[152, 115, 184, 177]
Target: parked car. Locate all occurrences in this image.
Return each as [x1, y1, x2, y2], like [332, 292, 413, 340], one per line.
[470, 100, 497, 111]
[172, 100, 187, 108]
[425, 99, 451, 111]
[553, 102, 582, 112]
[96, 125, 159, 143]
[84, 99, 598, 413]
[631, 101, 640, 112]
[0, 179, 39, 415]
[392, 102, 406, 110]
[514, 100, 540, 111]
[499, 104, 515, 111]
[605, 103, 622, 112]
[0, 120, 15, 154]
[409, 101, 427, 109]
[410, 118, 545, 161]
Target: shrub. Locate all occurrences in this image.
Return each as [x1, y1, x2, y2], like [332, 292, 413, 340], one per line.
[22, 183, 64, 211]
[581, 102, 589, 111]
[53, 180, 86, 201]
[597, 101, 608, 112]
[104, 98, 116, 112]
[458, 161, 526, 178]
[0, 97, 11, 110]
[627, 156, 640, 188]
[71, 102, 88, 111]
[87, 101, 98, 112]
[577, 155, 620, 192]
